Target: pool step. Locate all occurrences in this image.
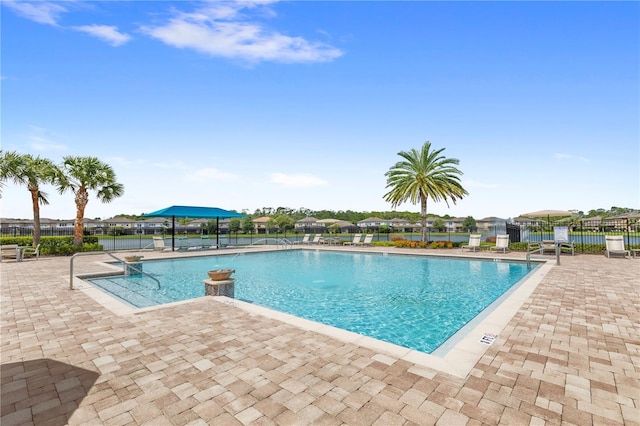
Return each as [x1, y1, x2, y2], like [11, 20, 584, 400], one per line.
[91, 277, 163, 308]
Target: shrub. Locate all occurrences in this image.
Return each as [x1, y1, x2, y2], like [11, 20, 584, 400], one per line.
[510, 242, 528, 251]
[0, 236, 102, 256]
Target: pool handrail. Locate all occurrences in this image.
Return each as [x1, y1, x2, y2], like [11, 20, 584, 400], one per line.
[243, 238, 294, 250]
[526, 241, 560, 267]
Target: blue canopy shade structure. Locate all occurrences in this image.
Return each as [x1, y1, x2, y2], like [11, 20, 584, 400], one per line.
[143, 205, 245, 251]
[143, 205, 245, 219]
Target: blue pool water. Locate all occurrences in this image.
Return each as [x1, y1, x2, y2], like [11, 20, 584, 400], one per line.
[88, 251, 537, 353]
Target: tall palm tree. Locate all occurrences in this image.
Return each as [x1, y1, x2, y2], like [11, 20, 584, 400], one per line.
[0, 151, 60, 245]
[57, 156, 124, 246]
[384, 141, 468, 242]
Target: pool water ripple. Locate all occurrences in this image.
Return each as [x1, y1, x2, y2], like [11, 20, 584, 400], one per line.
[88, 250, 537, 354]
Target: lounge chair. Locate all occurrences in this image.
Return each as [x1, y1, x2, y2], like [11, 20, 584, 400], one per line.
[355, 234, 374, 247]
[490, 234, 510, 253]
[558, 241, 574, 255]
[309, 234, 322, 245]
[177, 236, 197, 251]
[605, 236, 630, 258]
[20, 244, 41, 261]
[217, 236, 230, 248]
[541, 240, 556, 255]
[461, 234, 481, 252]
[152, 236, 173, 252]
[343, 233, 362, 246]
[200, 236, 217, 249]
[293, 234, 311, 245]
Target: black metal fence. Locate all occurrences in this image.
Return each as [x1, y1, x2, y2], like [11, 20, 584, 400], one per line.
[0, 227, 331, 251]
[2, 218, 638, 253]
[507, 218, 639, 253]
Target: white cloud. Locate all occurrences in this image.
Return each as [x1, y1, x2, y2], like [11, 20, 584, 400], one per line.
[73, 25, 131, 47]
[269, 173, 327, 188]
[30, 136, 67, 152]
[140, 2, 343, 64]
[3, 1, 67, 26]
[25, 126, 67, 152]
[554, 153, 589, 162]
[185, 167, 238, 182]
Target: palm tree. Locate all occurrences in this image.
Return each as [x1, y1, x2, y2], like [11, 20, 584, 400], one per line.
[384, 141, 468, 242]
[0, 151, 60, 245]
[57, 156, 124, 246]
[0, 150, 23, 197]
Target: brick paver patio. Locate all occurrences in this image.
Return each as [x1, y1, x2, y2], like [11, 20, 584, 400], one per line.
[1, 247, 638, 425]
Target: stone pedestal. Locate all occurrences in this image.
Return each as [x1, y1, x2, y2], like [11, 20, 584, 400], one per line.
[204, 278, 235, 298]
[124, 262, 143, 276]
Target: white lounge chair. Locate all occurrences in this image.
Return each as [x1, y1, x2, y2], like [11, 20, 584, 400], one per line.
[309, 234, 322, 245]
[152, 236, 173, 252]
[541, 240, 556, 255]
[490, 234, 510, 253]
[343, 233, 362, 246]
[293, 234, 311, 245]
[355, 234, 374, 246]
[605, 236, 630, 258]
[461, 234, 481, 252]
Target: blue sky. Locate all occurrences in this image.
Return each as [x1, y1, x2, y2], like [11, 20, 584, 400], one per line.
[2, 0, 638, 220]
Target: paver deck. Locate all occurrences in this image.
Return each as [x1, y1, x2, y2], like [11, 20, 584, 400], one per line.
[1, 247, 639, 425]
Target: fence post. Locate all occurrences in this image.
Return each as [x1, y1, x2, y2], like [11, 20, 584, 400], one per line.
[625, 218, 630, 248]
[579, 220, 584, 254]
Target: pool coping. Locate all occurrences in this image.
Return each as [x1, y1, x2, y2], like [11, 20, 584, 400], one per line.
[69, 249, 553, 379]
[208, 260, 552, 379]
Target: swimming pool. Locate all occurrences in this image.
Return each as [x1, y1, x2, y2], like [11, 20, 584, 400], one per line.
[87, 250, 538, 354]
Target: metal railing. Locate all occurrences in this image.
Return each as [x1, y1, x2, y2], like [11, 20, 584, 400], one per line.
[241, 238, 293, 250]
[526, 241, 561, 267]
[513, 218, 638, 254]
[7, 217, 638, 254]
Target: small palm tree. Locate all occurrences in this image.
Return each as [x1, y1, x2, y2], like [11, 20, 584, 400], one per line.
[384, 141, 468, 242]
[57, 156, 124, 246]
[0, 151, 60, 245]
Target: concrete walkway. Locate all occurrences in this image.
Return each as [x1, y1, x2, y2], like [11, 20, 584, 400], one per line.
[1, 248, 638, 425]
